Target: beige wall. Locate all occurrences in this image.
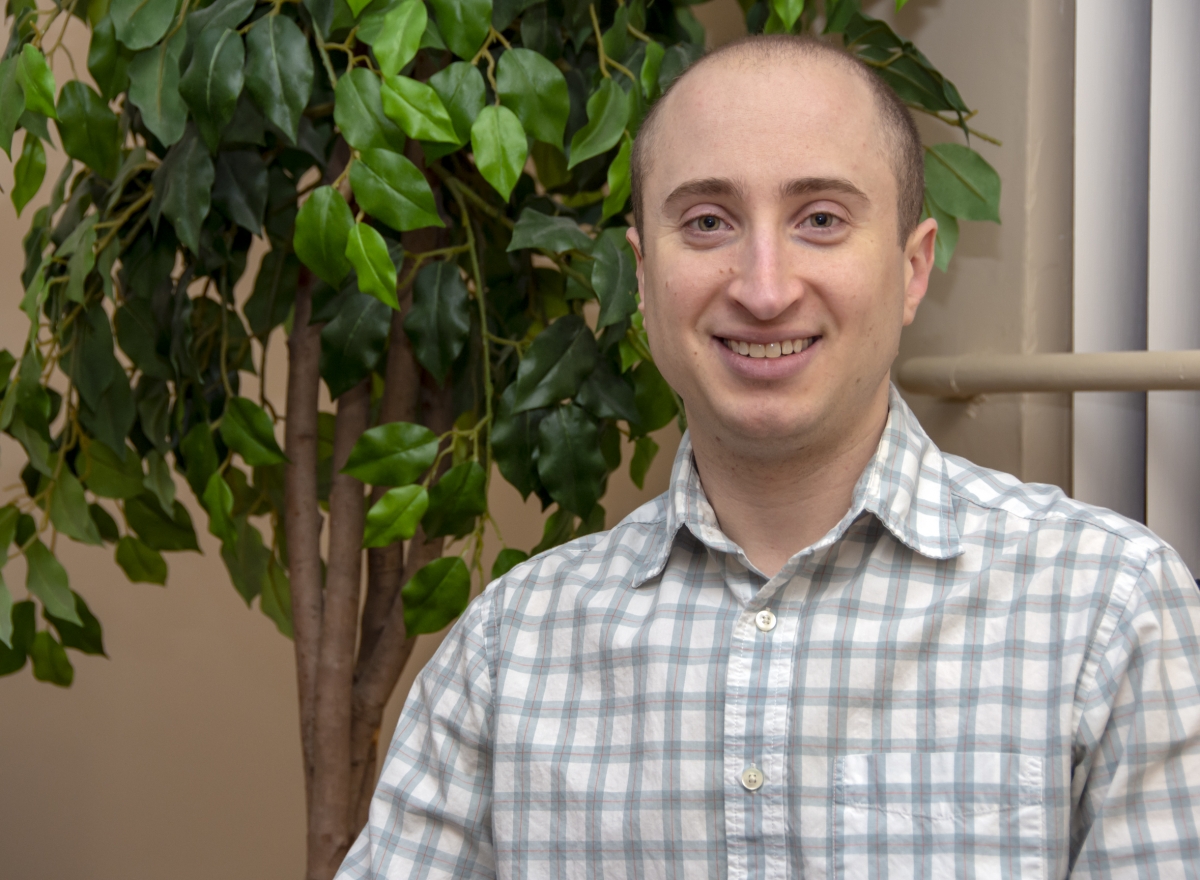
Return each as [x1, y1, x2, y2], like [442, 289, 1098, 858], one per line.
[0, 1, 1074, 876]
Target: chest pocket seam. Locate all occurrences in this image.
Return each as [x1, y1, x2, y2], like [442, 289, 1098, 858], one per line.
[832, 751, 1047, 880]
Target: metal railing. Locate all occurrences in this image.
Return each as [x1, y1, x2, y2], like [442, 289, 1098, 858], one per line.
[897, 350, 1200, 398]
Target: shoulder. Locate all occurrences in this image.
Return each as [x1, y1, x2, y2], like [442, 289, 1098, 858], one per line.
[942, 452, 1181, 566]
[480, 494, 672, 616]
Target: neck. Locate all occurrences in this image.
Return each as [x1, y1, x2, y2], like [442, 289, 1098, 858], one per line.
[688, 390, 890, 578]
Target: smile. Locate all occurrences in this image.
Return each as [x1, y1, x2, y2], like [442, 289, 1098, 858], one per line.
[721, 336, 818, 359]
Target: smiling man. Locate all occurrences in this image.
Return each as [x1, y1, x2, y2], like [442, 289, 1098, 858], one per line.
[338, 36, 1200, 880]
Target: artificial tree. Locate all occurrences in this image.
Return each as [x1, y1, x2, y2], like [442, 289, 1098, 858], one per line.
[0, 0, 1000, 873]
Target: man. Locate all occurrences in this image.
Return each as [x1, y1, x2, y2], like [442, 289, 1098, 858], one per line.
[338, 35, 1200, 879]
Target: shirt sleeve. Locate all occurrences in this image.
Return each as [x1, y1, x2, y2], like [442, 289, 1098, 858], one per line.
[1070, 545, 1200, 876]
[335, 591, 497, 880]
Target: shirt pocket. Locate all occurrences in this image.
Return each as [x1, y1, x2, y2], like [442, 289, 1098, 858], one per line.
[833, 751, 1046, 880]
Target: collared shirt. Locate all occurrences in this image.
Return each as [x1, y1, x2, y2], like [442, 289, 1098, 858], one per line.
[337, 387, 1200, 880]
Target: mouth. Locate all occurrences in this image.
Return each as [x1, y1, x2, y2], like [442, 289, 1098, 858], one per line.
[719, 336, 819, 359]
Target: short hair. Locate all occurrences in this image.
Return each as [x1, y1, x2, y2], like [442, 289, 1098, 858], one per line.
[629, 34, 925, 245]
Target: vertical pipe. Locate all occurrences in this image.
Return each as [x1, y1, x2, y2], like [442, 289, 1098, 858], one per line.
[1072, 0, 1151, 521]
[1146, 0, 1200, 572]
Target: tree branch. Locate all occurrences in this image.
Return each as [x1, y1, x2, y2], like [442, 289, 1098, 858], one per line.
[309, 377, 371, 879]
[284, 268, 324, 808]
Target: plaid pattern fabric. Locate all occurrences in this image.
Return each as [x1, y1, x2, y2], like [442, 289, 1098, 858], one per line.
[337, 386, 1200, 880]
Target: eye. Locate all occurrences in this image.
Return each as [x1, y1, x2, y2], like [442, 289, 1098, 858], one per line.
[690, 214, 724, 232]
[807, 211, 838, 228]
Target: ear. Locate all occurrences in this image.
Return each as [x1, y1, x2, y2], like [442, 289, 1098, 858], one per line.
[901, 216, 938, 326]
[626, 226, 646, 314]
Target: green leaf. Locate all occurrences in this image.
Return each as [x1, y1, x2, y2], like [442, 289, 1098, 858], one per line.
[294, 185, 354, 286]
[531, 507, 573, 554]
[55, 81, 120, 179]
[319, 288, 392, 398]
[381, 74, 460, 144]
[0, 57, 24, 159]
[536, 404, 608, 516]
[591, 227, 638, 329]
[369, 0, 427, 77]
[568, 78, 628, 169]
[350, 147, 443, 234]
[213, 149, 268, 233]
[128, 28, 188, 146]
[429, 61, 485, 144]
[202, 471, 236, 543]
[0, 576, 12, 649]
[115, 535, 168, 584]
[143, 449, 176, 516]
[220, 397, 286, 467]
[81, 442, 145, 499]
[345, 221, 399, 308]
[186, 0, 256, 42]
[25, 540, 81, 624]
[422, 460, 487, 538]
[492, 385, 547, 499]
[401, 555, 470, 635]
[640, 40, 664, 101]
[89, 503, 121, 543]
[78, 371, 137, 458]
[18, 45, 57, 119]
[632, 360, 677, 434]
[923, 143, 1001, 223]
[0, 504, 19, 560]
[89, 15, 134, 100]
[471, 105, 528, 201]
[124, 493, 200, 551]
[179, 27, 245, 152]
[576, 358, 638, 423]
[427, 0, 491, 60]
[111, 0, 180, 50]
[46, 592, 105, 656]
[260, 559, 292, 637]
[601, 136, 632, 222]
[334, 67, 407, 152]
[364, 485, 429, 547]
[244, 14, 314, 144]
[342, 421, 438, 485]
[150, 126, 215, 253]
[11, 133, 45, 215]
[507, 208, 593, 254]
[496, 47, 569, 147]
[0, 600, 34, 673]
[220, 516, 270, 604]
[62, 216, 99, 305]
[30, 632, 74, 686]
[490, 547, 529, 579]
[923, 196, 959, 272]
[404, 260, 471, 384]
[629, 434, 658, 490]
[511, 314, 598, 412]
[245, 248, 299, 336]
[50, 470, 104, 546]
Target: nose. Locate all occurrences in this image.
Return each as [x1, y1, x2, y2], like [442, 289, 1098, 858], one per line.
[726, 227, 803, 322]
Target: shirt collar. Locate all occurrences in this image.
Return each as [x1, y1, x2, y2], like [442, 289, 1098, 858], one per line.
[636, 385, 963, 587]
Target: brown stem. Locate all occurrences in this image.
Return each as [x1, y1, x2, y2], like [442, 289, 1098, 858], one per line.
[309, 378, 371, 879]
[347, 372, 455, 836]
[284, 270, 324, 808]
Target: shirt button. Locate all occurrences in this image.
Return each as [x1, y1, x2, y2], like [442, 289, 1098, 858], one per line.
[755, 609, 777, 632]
[741, 764, 764, 791]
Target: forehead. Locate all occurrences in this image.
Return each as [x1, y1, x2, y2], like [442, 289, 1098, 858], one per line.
[646, 53, 891, 206]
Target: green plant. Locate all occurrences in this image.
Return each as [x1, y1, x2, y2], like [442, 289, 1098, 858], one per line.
[0, 0, 999, 873]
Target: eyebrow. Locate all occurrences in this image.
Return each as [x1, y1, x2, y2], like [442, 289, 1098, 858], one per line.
[660, 176, 870, 215]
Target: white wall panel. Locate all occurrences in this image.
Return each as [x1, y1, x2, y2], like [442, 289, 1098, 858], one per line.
[1072, 0, 1152, 521]
[1146, 0, 1200, 572]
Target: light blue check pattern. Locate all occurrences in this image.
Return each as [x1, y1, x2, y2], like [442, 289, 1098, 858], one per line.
[338, 387, 1200, 879]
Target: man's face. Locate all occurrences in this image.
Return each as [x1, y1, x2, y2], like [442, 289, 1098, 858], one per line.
[628, 54, 936, 458]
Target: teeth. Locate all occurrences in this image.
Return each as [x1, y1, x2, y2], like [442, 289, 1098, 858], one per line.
[725, 337, 815, 358]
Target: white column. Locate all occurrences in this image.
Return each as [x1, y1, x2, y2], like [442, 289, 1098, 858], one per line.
[1073, 0, 1152, 521]
[1146, 0, 1200, 572]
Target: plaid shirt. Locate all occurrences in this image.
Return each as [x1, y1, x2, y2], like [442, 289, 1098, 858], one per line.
[338, 387, 1200, 879]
